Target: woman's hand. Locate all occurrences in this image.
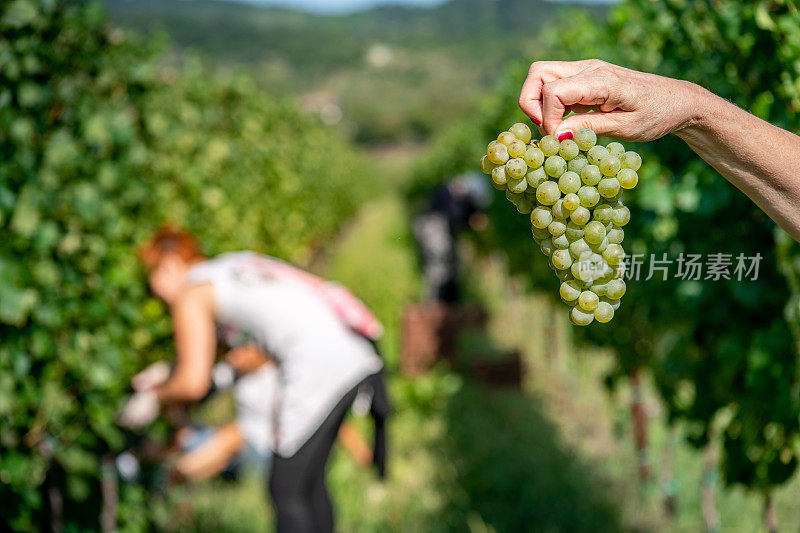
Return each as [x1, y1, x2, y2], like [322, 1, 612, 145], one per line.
[518, 59, 800, 242]
[519, 59, 702, 142]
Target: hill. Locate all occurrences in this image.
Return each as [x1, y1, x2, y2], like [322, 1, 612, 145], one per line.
[103, 0, 606, 142]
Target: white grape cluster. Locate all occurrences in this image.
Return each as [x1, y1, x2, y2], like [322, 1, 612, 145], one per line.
[479, 123, 641, 326]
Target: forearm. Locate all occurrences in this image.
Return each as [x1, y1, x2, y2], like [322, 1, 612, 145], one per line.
[154, 377, 208, 404]
[675, 84, 800, 240]
[338, 422, 372, 466]
[177, 424, 244, 481]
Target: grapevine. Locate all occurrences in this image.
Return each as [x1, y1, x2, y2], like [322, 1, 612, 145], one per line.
[480, 125, 641, 326]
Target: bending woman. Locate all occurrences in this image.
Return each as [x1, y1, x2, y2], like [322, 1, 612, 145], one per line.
[131, 226, 384, 533]
[518, 59, 800, 241]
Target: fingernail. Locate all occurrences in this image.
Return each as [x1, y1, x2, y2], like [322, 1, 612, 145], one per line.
[557, 130, 574, 141]
[532, 117, 541, 126]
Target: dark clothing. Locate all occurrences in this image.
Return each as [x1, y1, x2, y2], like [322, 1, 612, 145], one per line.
[415, 179, 489, 303]
[268, 379, 361, 533]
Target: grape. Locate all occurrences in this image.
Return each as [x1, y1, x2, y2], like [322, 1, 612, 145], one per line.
[524, 146, 544, 169]
[487, 142, 509, 165]
[597, 177, 621, 198]
[544, 155, 567, 178]
[548, 219, 567, 237]
[602, 243, 625, 265]
[565, 221, 585, 241]
[600, 155, 621, 176]
[577, 186, 600, 208]
[532, 226, 551, 241]
[497, 131, 517, 147]
[558, 171, 581, 194]
[594, 301, 614, 323]
[569, 238, 591, 259]
[606, 142, 625, 158]
[567, 156, 587, 175]
[578, 290, 600, 311]
[508, 140, 527, 159]
[605, 279, 626, 299]
[536, 181, 561, 205]
[559, 139, 580, 160]
[584, 220, 607, 244]
[580, 164, 602, 186]
[560, 280, 582, 302]
[555, 269, 573, 282]
[607, 227, 624, 244]
[491, 166, 508, 186]
[617, 168, 638, 189]
[570, 206, 590, 225]
[621, 151, 642, 171]
[589, 236, 609, 254]
[540, 238, 555, 256]
[552, 233, 570, 249]
[509, 122, 532, 144]
[552, 249, 573, 270]
[574, 128, 597, 151]
[587, 145, 609, 166]
[526, 167, 547, 188]
[480, 155, 497, 175]
[571, 261, 593, 283]
[506, 158, 528, 179]
[516, 196, 534, 214]
[507, 177, 528, 193]
[482, 127, 640, 326]
[530, 206, 553, 229]
[551, 198, 571, 219]
[570, 307, 595, 326]
[611, 205, 631, 226]
[591, 204, 613, 224]
[539, 135, 560, 157]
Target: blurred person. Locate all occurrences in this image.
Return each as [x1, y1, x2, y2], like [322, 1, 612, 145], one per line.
[138, 345, 374, 483]
[519, 59, 800, 242]
[122, 226, 390, 533]
[413, 173, 491, 303]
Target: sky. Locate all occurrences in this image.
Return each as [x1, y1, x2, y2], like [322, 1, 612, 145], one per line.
[218, 0, 447, 14]
[215, 0, 615, 15]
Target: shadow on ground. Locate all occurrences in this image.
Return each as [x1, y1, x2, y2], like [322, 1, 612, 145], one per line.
[436, 382, 632, 533]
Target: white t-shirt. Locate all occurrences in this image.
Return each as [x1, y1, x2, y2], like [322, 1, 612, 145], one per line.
[187, 252, 382, 456]
[234, 364, 278, 456]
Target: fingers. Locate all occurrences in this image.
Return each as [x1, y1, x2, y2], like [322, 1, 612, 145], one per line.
[519, 60, 602, 125]
[556, 110, 627, 140]
[541, 75, 616, 135]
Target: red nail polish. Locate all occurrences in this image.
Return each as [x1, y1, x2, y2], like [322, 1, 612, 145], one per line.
[557, 131, 573, 141]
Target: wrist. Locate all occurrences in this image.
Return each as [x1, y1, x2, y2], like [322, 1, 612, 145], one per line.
[672, 81, 719, 141]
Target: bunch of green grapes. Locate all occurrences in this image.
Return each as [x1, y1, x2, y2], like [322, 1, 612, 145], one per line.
[479, 123, 641, 326]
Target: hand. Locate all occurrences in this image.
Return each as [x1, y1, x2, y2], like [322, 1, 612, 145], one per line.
[118, 391, 160, 429]
[518, 59, 701, 142]
[131, 361, 171, 392]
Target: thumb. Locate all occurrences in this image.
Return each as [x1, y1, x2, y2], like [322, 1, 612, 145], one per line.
[554, 111, 625, 141]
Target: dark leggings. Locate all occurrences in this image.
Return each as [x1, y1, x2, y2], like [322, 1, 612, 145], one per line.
[268, 382, 360, 533]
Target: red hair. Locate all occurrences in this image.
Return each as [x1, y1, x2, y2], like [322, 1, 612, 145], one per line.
[139, 225, 204, 271]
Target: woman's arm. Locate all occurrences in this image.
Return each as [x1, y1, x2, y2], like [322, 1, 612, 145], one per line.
[337, 421, 373, 466]
[154, 283, 217, 403]
[518, 59, 800, 241]
[176, 423, 245, 481]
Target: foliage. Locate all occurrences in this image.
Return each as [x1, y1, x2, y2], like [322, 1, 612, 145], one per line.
[414, 0, 800, 493]
[0, 1, 372, 529]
